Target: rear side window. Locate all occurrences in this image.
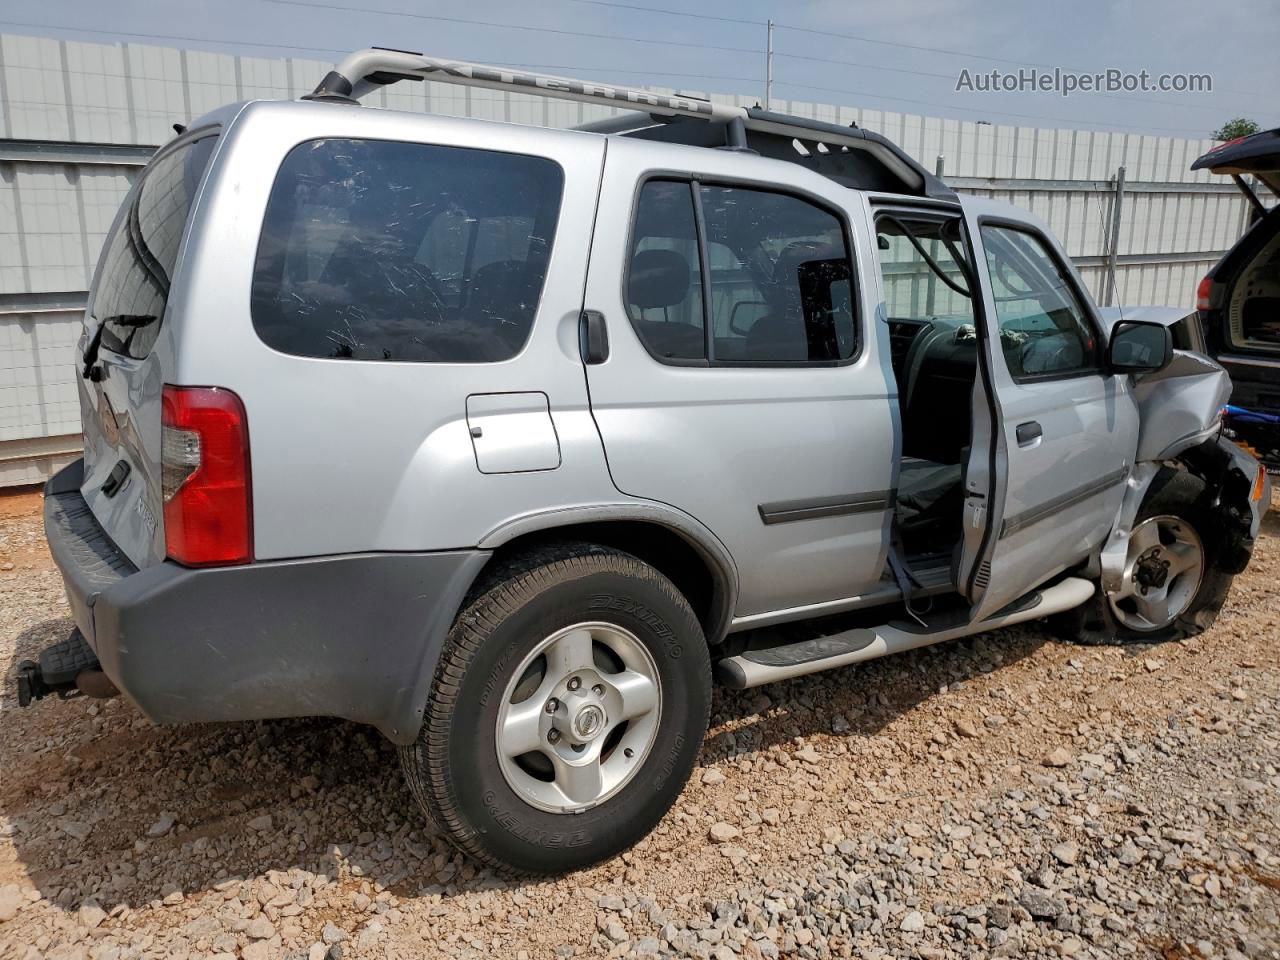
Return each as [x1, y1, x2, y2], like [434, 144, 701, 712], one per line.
[95, 132, 218, 359]
[251, 139, 564, 362]
[625, 179, 857, 365]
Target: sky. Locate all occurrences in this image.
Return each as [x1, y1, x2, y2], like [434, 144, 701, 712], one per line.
[3, 0, 1277, 139]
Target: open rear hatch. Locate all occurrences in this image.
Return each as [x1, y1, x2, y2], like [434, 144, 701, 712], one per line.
[1192, 127, 1280, 198]
[77, 129, 220, 568]
[1192, 129, 1280, 463]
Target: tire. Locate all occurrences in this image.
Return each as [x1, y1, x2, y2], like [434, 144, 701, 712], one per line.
[1053, 468, 1235, 646]
[399, 541, 711, 875]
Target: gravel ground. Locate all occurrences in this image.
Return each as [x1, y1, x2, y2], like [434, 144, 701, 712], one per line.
[1, 487, 1278, 960]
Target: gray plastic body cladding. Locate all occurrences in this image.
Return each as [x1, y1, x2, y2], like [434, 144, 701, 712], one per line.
[45, 462, 488, 743]
[90, 550, 488, 743]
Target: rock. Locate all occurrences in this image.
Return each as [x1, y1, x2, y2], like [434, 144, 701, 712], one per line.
[322, 921, 347, 944]
[78, 899, 107, 929]
[0, 885, 23, 922]
[147, 813, 175, 837]
[954, 718, 981, 739]
[1042, 747, 1073, 768]
[1019, 889, 1064, 920]
[900, 910, 926, 933]
[702, 769, 727, 786]
[796, 747, 822, 764]
[989, 904, 1012, 929]
[160, 884, 184, 906]
[633, 936, 661, 956]
[709, 822, 741, 843]
[246, 916, 275, 939]
[1052, 841, 1080, 866]
[308, 945, 327, 960]
[247, 814, 274, 831]
[60, 820, 91, 841]
[1118, 843, 1144, 865]
[597, 895, 625, 911]
[242, 942, 274, 960]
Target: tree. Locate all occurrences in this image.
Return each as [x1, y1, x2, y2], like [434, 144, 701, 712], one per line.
[1213, 118, 1260, 142]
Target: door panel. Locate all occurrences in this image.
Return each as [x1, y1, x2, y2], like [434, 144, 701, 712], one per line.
[961, 205, 1139, 617]
[581, 140, 896, 618]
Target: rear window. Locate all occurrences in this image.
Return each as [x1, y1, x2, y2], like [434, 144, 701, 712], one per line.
[251, 138, 564, 362]
[95, 132, 219, 359]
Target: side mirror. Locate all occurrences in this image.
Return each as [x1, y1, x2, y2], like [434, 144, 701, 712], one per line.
[1107, 319, 1172, 374]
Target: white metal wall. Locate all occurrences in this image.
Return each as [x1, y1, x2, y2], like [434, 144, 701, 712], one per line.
[0, 31, 1258, 484]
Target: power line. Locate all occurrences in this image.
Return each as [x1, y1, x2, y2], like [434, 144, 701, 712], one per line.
[563, 0, 760, 27]
[264, 0, 763, 56]
[561, 0, 1266, 109]
[0, 18, 1215, 136]
[0, 18, 349, 56]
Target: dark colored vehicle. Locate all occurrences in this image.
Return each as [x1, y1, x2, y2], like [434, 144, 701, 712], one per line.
[1193, 128, 1280, 467]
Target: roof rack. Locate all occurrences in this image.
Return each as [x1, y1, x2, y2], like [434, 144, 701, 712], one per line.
[305, 48, 956, 202]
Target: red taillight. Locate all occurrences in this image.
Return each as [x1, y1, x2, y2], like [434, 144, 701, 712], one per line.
[1196, 275, 1213, 312]
[161, 386, 252, 567]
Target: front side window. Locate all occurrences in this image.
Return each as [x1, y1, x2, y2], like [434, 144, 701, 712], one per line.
[980, 224, 1099, 380]
[95, 132, 219, 359]
[252, 139, 564, 362]
[624, 180, 857, 365]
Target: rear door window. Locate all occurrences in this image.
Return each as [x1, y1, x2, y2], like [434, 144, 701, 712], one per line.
[95, 131, 219, 359]
[699, 185, 856, 364]
[251, 138, 564, 362]
[623, 179, 857, 365]
[626, 180, 706, 361]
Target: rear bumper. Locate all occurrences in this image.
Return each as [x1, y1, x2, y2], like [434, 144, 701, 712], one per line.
[44, 460, 490, 743]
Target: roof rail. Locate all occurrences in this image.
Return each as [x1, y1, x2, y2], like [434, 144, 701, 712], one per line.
[305, 48, 955, 202]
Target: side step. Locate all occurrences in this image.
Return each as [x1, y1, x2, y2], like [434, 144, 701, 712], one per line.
[717, 577, 1094, 689]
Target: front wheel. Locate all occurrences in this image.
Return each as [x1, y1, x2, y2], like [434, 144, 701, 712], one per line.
[399, 542, 711, 875]
[1054, 469, 1235, 645]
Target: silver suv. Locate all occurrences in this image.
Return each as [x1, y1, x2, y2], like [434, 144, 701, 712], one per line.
[23, 49, 1270, 875]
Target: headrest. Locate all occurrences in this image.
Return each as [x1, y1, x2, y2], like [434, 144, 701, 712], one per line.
[629, 249, 691, 310]
[771, 240, 840, 285]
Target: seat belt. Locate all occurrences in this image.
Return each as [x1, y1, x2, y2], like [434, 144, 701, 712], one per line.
[887, 536, 931, 629]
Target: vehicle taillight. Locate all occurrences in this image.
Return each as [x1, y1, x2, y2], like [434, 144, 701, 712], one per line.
[160, 386, 252, 567]
[1196, 275, 1213, 312]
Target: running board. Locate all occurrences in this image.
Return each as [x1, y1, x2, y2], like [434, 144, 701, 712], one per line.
[716, 577, 1094, 689]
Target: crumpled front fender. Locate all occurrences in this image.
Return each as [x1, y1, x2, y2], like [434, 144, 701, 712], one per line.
[1099, 436, 1269, 594]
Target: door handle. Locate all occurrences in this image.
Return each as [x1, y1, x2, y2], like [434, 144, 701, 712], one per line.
[579, 310, 610, 364]
[1015, 421, 1043, 447]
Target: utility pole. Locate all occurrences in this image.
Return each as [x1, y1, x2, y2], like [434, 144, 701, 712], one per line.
[765, 20, 774, 111]
[1105, 165, 1126, 307]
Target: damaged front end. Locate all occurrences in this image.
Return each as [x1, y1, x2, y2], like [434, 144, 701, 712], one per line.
[1096, 307, 1271, 595]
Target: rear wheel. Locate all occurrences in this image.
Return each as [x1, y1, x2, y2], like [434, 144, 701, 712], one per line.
[1054, 470, 1235, 645]
[399, 542, 711, 874]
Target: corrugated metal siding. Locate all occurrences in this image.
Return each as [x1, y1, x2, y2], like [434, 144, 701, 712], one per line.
[0, 30, 1260, 484]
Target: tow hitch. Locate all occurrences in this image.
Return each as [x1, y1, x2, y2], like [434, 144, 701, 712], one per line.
[15, 629, 118, 707]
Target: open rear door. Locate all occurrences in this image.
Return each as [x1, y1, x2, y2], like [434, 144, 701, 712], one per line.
[957, 201, 1140, 619]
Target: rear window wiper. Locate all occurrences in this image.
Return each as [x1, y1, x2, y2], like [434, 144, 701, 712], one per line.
[81, 314, 158, 380]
